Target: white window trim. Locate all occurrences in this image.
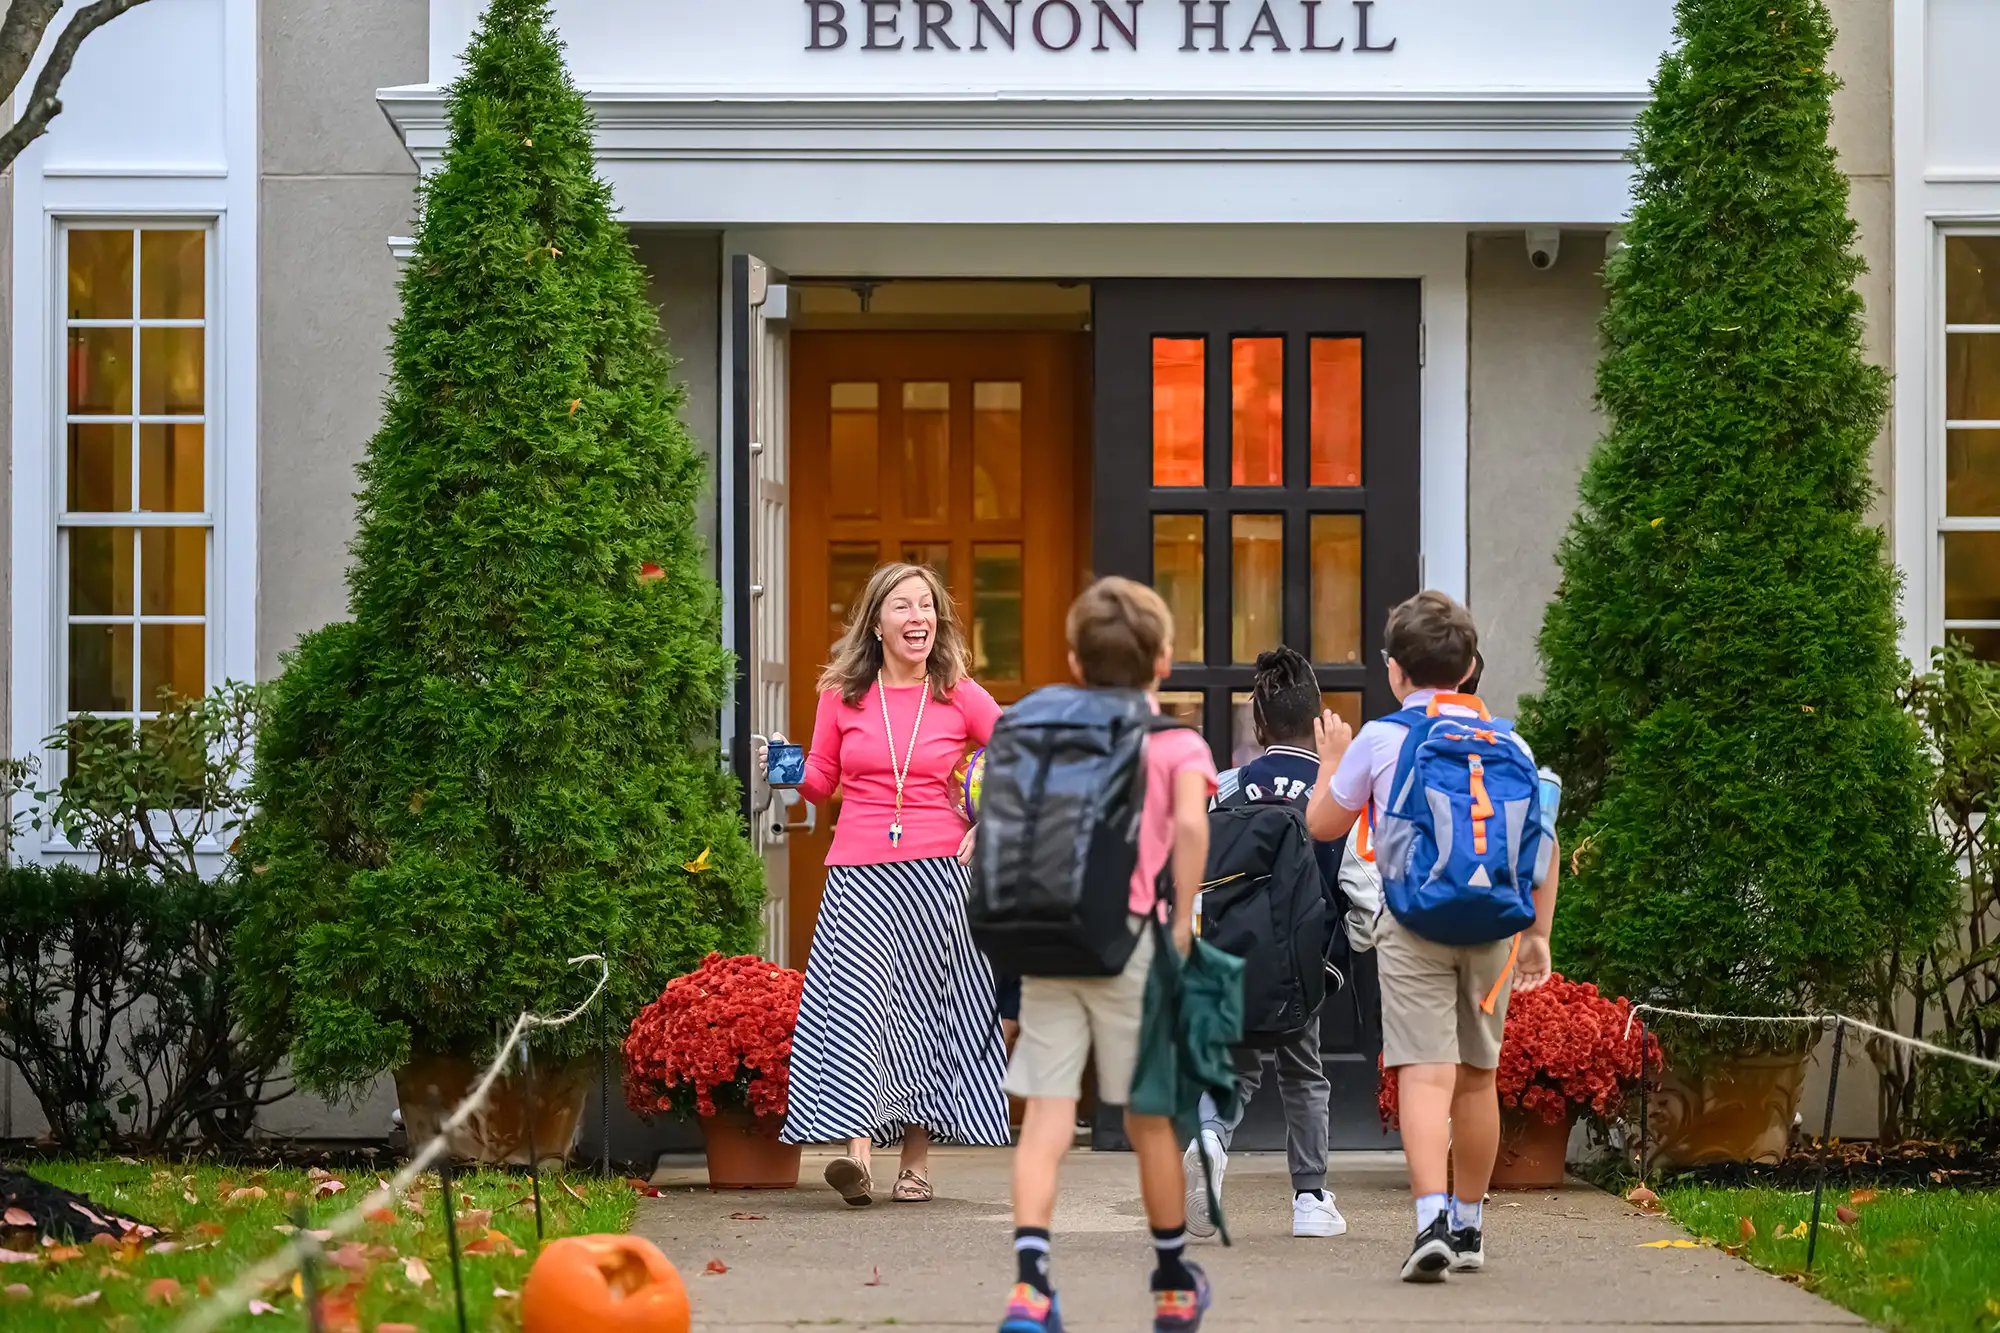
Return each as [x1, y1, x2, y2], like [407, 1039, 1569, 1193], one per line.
[8, 0, 257, 861]
[1937, 224, 2000, 656]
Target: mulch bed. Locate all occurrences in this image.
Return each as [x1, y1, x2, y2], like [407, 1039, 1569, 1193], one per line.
[1, 1167, 154, 1242]
[1658, 1139, 2000, 1192]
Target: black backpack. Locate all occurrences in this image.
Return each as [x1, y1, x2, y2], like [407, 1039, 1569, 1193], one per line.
[968, 687, 1190, 978]
[1199, 788, 1332, 1048]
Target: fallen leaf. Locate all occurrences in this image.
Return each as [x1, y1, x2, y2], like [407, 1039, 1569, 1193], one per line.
[1738, 1216, 1757, 1242]
[1650, 517, 1665, 528]
[116, 1156, 140, 1166]
[318, 1284, 362, 1333]
[1637, 1239, 1700, 1249]
[184, 1191, 200, 1205]
[149, 1242, 182, 1255]
[327, 1242, 375, 1272]
[313, 1179, 347, 1200]
[198, 1276, 214, 1296]
[379, 1326, 421, 1333]
[227, 1186, 269, 1205]
[91, 1232, 117, 1247]
[1788, 1221, 1810, 1240]
[308, 1168, 334, 1183]
[1624, 1185, 1661, 1212]
[193, 1222, 227, 1241]
[638, 562, 666, 583]
[248, 1298, 279, 1315]
[403, 1256, 433, 1288]
[1849, 1188, 1879, 1207]
[292, 1274, 304, 1300]
[457, 1208, 494, 1233]
[683, 846, 713, 874]
[464, 1228, 526, 1258]
[1834, 1205, 1859, 1226]
[865, 1265, 882, 1286]
[44, 1289, 102, 1309]
[559, 1177, 586, 1204]
[145, 1277, 182, 1306]
[69, 1202, 107, 1226]
[493, 1286, 519, 1301]
[365, 1207, 398, 1226]
[0, 1248, 35, 1264]
[1985, 1298, 2000, 1318]
[44, 1244, 84, 1263]
[2, 1283, 28, 1302]
[569, 399, 582, 415]
[728, 1212, 768, 1221]
[706, 1258, 730, 1275]
[1, 1207, 33, 1228]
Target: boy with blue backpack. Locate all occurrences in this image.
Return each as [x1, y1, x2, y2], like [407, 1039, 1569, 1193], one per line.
[1305, 592, 1559, 1283]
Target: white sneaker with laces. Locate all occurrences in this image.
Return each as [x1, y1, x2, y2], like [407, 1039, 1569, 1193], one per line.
[1182, 1132, 1227, 1239]
[1292, 1191, 1348, 1238]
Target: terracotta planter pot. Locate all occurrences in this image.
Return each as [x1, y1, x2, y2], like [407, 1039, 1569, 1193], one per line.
[1647, 1050, 1808, 1168]
[395, 1053, 591, 1167]
[1489, 1107, 1575, 1191]
[699, 1108, 802, 1190]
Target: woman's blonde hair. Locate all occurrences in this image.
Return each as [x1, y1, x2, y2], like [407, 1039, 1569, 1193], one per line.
[817, 562, 973, 707]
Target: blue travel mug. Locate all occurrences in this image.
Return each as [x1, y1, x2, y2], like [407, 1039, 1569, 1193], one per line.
[767, 741, 805, 788]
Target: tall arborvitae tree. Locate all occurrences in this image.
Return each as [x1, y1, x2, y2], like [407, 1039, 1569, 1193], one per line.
[235, 0, 760, 1096]
[1521, 0, 1952, 1023]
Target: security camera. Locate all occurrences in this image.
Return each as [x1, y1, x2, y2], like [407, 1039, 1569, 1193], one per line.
[1526, 229, 1562, 271]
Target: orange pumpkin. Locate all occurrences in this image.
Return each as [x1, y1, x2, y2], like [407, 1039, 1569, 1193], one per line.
[522, 1234, 690, 1333]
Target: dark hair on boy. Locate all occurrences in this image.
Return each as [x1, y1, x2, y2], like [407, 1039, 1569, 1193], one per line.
[1250, 647, 1321, 747]
[1462, 650, 1485, 695]
[1385, 591, 1479, 691]
[1068, 576, 1173, 689]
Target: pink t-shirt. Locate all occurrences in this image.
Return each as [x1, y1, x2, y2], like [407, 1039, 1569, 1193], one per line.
[1130, 725, 1219, 915]
[800, 680, 1002, 866]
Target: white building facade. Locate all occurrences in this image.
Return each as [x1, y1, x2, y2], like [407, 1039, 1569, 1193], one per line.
[0, 0, 1977, 1144]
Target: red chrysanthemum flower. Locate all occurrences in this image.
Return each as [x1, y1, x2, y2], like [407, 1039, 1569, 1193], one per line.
[622, 953, 806, 1122]
[1377, 972, 1661, 1132]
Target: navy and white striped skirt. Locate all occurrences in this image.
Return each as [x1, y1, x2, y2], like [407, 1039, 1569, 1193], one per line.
[780, 857, 1011, 1148]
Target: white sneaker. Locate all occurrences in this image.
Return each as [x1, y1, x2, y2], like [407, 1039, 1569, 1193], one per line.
[1292, 1191, 1348, 1238]
[1182, 1132, 1227, 1239]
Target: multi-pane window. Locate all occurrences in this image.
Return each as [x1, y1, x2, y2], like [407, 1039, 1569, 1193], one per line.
[61, 225, 210, 724]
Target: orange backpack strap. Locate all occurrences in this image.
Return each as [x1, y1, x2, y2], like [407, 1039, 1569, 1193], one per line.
[1426, 691, 1492, 720]
[1355, 802, 1376, 863]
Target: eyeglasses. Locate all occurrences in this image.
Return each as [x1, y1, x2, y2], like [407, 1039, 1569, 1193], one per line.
[1380, 650, 1393, 669]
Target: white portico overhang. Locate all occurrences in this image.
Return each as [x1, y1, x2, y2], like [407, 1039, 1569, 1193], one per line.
[380, 0, 1674, 228]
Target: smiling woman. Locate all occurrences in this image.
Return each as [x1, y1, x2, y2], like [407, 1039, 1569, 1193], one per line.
[767, 562, 1011, 1208]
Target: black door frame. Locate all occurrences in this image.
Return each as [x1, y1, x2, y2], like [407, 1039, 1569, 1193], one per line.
[1089, 278, 1422, 1153]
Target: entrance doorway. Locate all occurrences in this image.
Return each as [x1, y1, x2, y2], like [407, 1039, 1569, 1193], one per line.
[785, 330, 1088, 963]
[1092, 279, 1423, 1149]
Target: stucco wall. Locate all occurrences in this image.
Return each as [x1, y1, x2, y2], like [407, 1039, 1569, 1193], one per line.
[1465, 233, 1608, 716]
[257, 0, 429, 677]
[630, 229, 724, 565]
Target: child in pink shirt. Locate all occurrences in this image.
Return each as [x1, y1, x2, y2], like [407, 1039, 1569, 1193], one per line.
[1001, 577, 1219, 1333]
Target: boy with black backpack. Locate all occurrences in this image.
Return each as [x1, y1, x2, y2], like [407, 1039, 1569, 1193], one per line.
[1305, 593, 1558, 1284]
[1182, 648, 1350, 1242]
[967, 577, 1221, 1333]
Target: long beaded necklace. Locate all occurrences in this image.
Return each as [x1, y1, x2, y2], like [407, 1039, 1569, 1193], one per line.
[878, 671, 927, 847]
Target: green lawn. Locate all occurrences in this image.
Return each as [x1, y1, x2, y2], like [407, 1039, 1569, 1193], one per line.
[3, 1160, 637, 1330]
[1663, 1184, 2000, 1332]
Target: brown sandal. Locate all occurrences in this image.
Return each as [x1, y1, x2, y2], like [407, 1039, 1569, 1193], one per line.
[824, 1156, 873, 1207]
[892, 1168, 933, 1203]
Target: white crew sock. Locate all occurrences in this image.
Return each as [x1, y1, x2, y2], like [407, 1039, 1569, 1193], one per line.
[1416, 1192, 1449, 1231]
[1450, 1196, 1484, 1231]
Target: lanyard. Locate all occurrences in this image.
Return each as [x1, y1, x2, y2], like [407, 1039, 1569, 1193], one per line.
[878, 674, 927, 846]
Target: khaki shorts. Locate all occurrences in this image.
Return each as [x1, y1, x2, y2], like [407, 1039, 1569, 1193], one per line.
[1376, 913, 1517, 1070]
[1004, 925, 1155, 1104]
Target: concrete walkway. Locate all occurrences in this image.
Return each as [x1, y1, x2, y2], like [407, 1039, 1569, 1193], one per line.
[635, 1147, 1866, 1331]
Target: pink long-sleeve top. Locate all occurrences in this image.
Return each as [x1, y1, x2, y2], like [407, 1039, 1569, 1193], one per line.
[800, 679, 1002, 867]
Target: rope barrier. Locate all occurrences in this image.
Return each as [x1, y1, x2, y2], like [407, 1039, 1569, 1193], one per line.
[1622, 1002, 2000, 1076]
[174, 954, 611, 1333]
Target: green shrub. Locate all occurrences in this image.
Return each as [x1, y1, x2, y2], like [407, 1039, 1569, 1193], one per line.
[1521, 0, 1954, 1038]
[0, 684, 281, 1150]
[235, 0, 760, 1098]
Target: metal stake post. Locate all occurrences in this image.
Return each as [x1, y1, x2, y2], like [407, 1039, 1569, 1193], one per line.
[294, 1205, 325, 1333]
[438, 1156, 470, 1333]
[1637, 1018, 1650, 1183]
[1806, 1017, 1847, 1273]
[521, 1038, 545, 1243]
[599, 941, 612, 1179]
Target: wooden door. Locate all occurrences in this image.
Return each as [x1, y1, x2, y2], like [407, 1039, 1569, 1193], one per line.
[787, 332, 1086, 964]
[1092, 279, 1422, 1150]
